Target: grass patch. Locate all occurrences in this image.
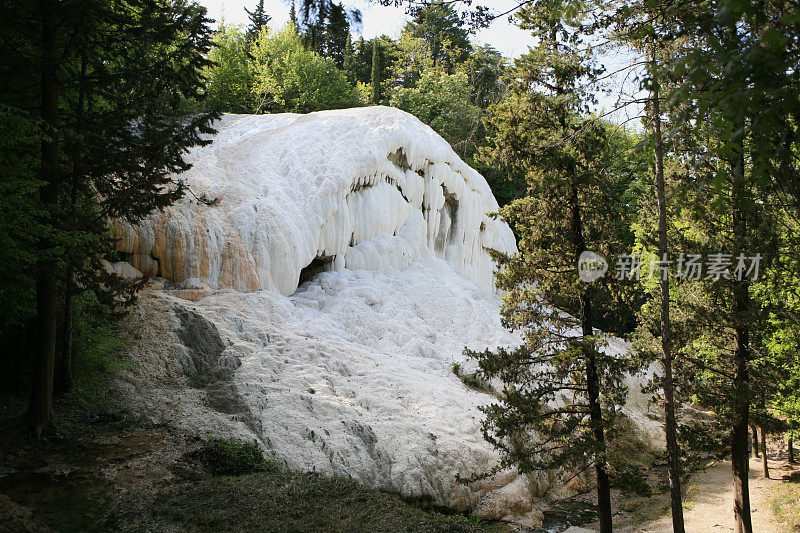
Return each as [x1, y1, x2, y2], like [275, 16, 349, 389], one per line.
[152, 469, 499, 532]
[64, 293, 133, 410]
[767, 478, 800, 531]
[186, 436, 280, 476]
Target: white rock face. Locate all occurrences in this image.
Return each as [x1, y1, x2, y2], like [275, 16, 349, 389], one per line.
[114, 107, 517, 295]
[113, 108, 657, 527]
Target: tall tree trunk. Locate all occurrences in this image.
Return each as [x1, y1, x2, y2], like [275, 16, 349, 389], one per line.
[28, 0, 59, 438]
[789, 437, 796, 464]
[60, 271, 75, 394]
[752, 426, 759, 458]
[730, 132, 753, 533]
[571, 186, 613, 533]
[59, 50, 87, 396]
[650, 49, 685, 533]
[761, 428, 769, 478]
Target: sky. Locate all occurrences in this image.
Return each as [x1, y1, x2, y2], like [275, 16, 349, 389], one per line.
[200, 0, 541, 59]
[199, 0, 645, 126]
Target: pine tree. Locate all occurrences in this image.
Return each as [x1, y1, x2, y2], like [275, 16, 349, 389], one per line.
[289, 1, 299, 29]
[370, 39, 382, 104]
[245, 0, 271, 43]
[469, 42, 638, 533]
[402, 1, 471, 71]
[0, 0, 218, 436]
[324, 3, 351, 68]
[342, 33, 356, 83]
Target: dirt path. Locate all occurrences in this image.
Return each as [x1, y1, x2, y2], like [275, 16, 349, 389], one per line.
[634, 457, 785, 532]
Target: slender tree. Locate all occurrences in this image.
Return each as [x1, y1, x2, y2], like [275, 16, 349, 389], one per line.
[470, 39, 641, 532]
[370, 39, 382, 104]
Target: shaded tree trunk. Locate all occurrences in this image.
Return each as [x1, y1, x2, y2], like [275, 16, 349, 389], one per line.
[730, 134, 753, 533]
[59, 50, 87, 396]
[752, 426, 759, 458]
[761, 429, 769, 478]
[28, 0, 60, 438]
[60, 271, 75, 394]
[571, 185, 612, 533]
[651, 49, 685, 533]
[789, 437, 796, 464]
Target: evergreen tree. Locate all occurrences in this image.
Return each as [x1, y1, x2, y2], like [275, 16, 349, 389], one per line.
[245, 0, 271, 43]
[469, 42, 638, 533]
[342, 33, 356, 83]
[289, 1, 299, 29]
[370, 39, 382, 104]
[402, 1, 471, 71]
[0, 0, 217, 436]
[324, 3, 351, 68]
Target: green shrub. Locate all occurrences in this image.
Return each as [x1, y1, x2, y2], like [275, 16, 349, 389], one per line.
[189, 437, 279, 476]
[66, 293, 132, 409]
[606, 415, 656, 496]
[608, 461, 652, 496]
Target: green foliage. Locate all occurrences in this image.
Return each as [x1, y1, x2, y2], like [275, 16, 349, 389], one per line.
[455, 45, 507, 109]
[390, 71, 482, 157]
[371, 39, 383, 104]
[0, 0, 218, 431]
[402, 1, 471, 71]
[205, 24, 256, 113]
[465, 42, 640, 499]
[245, 0, 271, 43]
[451, 362, 491, 392]
[0, 107, 41, 337]
[606, 417, 656, 496]
[65, 294, 131, 409]
[189, 436, 279, 476]
[250, 25, 356, 113]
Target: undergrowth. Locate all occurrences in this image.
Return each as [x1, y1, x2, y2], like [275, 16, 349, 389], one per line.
[187, 436, 280, 476]
[768, 477, 800, 531]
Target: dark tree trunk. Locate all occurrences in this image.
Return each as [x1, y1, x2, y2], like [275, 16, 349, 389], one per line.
[730, 135, 753, 533]
[28, 0, 59, 438]
[789, 437, 796, 464]
[761, 429, 769, 478]
[650, 49, 685, 533]
[59, 50, 86, 396]
[571, 186, 613, 533]
[752, 426, 759, 458]
[60, 271, 75, 394]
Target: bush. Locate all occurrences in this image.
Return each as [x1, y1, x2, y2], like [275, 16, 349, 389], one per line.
[606, 415, 656, 496]
[189, 437, 278, 476]
[250, 25, 356, 113]
[608, 461, 652, 496]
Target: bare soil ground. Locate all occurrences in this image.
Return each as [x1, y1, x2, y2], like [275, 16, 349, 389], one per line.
[630, 443, 799, 533]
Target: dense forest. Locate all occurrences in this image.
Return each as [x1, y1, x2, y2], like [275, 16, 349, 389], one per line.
[1, 0, 800, 532]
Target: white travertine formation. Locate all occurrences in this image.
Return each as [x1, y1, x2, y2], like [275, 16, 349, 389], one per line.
[113, 108, 658, 528]
[113, 107, 517, 295]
